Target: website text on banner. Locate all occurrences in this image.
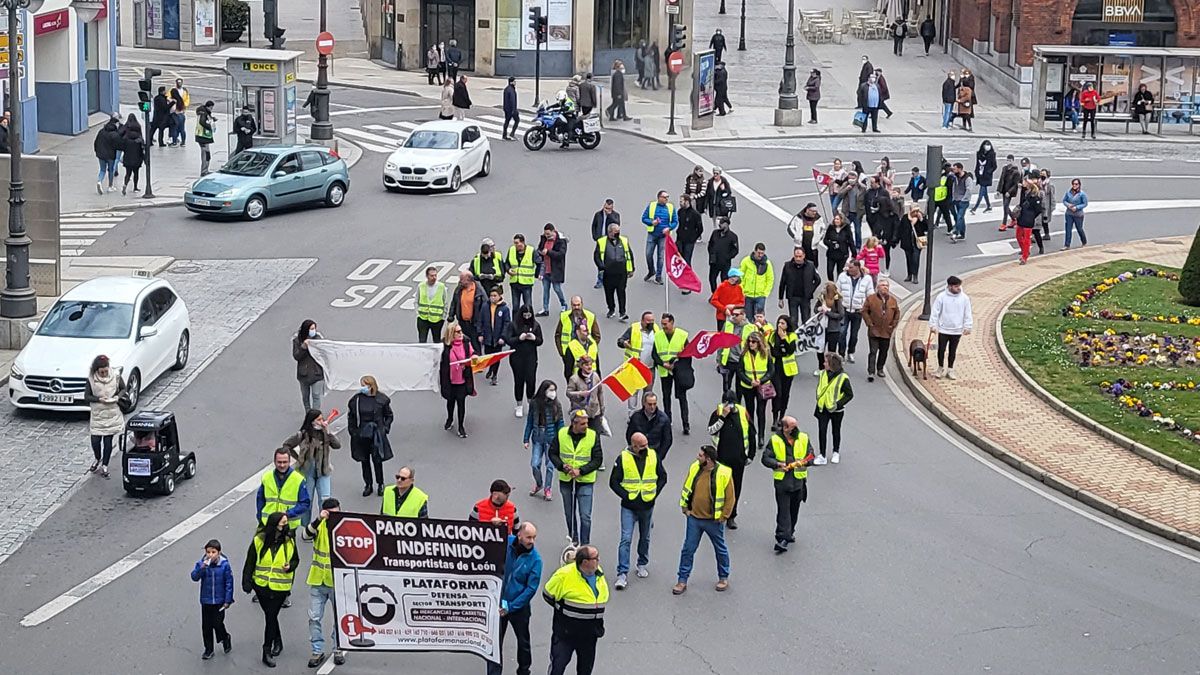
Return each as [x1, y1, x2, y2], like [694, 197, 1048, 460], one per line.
[329, 513, 509, 663]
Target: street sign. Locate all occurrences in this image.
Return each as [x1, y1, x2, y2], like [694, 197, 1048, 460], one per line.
[316, 31, 335, 56]
[0, 34, 24, 48]
[668, 51, 684, 75]
[0, 50, 25, 65]
[666, 4, 680, 13]
[332, 517, 377, 567]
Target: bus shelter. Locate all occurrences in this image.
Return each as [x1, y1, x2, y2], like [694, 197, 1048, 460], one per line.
[1030, 45, 1200, 136]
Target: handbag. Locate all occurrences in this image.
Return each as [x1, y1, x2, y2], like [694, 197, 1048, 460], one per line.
[916, 235, 927, 249]
[852, 111, 868, 130]
[720, 195, 737, 214]
[757, 381, 777, 400]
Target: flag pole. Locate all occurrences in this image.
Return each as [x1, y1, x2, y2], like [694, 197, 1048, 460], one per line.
[664, 233, 671, 313]
[450, 349, 515, 366]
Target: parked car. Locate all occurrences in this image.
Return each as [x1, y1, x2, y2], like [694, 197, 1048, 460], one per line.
[9, 276, 191, 413]
[383, 120, 491, 193]
[184, 145, 349, 221]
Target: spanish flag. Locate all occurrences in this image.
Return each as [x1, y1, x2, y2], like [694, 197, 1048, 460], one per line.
[600, 357, 654, 402]
[469, 350, 515, 373]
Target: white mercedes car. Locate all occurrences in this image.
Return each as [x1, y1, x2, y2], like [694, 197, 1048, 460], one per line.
[9, 276, 191, 412]
[382, 120, 491, 193]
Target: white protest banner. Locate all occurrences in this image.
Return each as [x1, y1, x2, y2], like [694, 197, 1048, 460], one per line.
[306, 340, 441, 392]
[796, 312, 827, 353]
[328, 513, 508, 663]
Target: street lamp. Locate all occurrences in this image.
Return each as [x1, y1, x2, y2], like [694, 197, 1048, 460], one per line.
[919, 144, 943, 321]
[1, 0, 44, 320]
[719, 0, 725, 14]
[738, 0, 747, 50]
[776, 0, 797, 114]
[309, 0, 333, 141]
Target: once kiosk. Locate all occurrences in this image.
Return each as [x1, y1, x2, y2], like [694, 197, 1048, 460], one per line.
[214, 48, 305, 155]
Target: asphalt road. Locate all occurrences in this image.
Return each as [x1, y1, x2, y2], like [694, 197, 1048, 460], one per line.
[2, 122, 1200, 674]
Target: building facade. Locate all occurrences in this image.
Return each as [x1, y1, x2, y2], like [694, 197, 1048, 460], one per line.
[365, 0, 692, 78]
[117, 0, 221, 52]
[949, 0, 1199, 104]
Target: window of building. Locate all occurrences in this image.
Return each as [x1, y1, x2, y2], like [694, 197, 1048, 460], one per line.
[382, 0, 396, 40]
[496, 0, 522, 50]
[594, 0, 650, 50]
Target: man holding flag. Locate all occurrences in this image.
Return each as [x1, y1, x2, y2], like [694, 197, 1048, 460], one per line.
[617, 312, 662, 413]
[664, 228, 703, 296]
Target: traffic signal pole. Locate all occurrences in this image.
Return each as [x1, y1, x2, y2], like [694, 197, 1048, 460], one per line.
[310, 0, 333, 141]
[528, 7, 545, 104]
[138, 68, 162, 199]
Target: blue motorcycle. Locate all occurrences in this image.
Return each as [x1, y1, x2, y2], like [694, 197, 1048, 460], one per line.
[523, 103, 601, 151]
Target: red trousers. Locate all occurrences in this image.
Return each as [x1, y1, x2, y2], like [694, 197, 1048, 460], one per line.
[1016, 226, 1032, 262]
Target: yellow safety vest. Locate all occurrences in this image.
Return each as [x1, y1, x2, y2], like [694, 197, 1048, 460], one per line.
[816, 370, 849, 412]
[596, 235, 634, 273]
[252, 534, 296, 592]
[567, 339, 599, 377]
[645, 201, 675, 232]
[506, 246, 536, 286]
[737, 256, 775, 298]
[556, 426, 598, 484]
[471, 252, 503, 278]
[712, 404, 750, 450]
[542, 562, 608, 620]
[195, 115, 213, 141]
[619, 449, 659, 502]
[679, 460, 733, 520]
[307, 520, 333, 587]
[933, 175, 949, 202]
[770, 432, 810, 481]
[768, 330, 799, 377]
[382, 485, 429, 517]
[740, 351, 769, 388]
[416, 281, 446, 322]
[558, 309, 596, 355]
[260, 470, 304, 530]
[719, 321, 758, 366]
[624, 324, 663, 361]
[653, 328, 689, 377]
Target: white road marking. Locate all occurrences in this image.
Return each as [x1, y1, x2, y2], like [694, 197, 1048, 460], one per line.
[1058, 174, 1200, 180]
[762, 164, 799, 171]
[769, 192, 818, 201]
[336, 127, 402, 151]
[882, 345, 1200, 565]
[364, 123, 410, 138]
[724, 168, 753, 174]
[317, 658, 338, 674]
[60, 249, 85, 257]
[57, 229, 107, 237]
[298, 105, 441, 122]
[60, 238, 96, 247]
[397, 119, 508, 142]
[1124, 158, 1161, 162]
[21, 465, 270, 627]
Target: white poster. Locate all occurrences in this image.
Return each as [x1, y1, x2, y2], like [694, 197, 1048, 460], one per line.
[194, 0, 215, 46]
[496, 18, 521, 50]
[306, 340, 442, 392]
[146, 0, 163, 39]
[521, 0, 571, 51]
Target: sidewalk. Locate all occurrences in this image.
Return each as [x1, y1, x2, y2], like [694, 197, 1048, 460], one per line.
[895, 238, 1200, 551]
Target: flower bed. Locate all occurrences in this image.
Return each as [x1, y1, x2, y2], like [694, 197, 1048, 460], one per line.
[1062, 267, 1200, 325]
[1100, 378, 1200, 445]
[1064, 328, 1200, 367]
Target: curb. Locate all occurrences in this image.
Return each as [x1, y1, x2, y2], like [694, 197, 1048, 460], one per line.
[892, 273, 1200, 553]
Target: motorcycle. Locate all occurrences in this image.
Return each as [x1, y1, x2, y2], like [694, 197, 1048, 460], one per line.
[523, 103, 601, 151]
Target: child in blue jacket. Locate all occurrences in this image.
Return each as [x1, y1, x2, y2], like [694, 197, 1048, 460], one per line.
[190, 538, 234, 659]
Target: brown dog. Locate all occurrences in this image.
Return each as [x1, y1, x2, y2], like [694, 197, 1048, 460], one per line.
[908, 339, 928, 380]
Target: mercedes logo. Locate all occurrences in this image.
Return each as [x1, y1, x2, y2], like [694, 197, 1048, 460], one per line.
[49, 379, 64, 393]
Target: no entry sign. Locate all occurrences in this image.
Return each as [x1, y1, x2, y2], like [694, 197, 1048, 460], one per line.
[332, 516, 376, 567]
[316, 31, 336, 56]
[668, 51, 684, 75]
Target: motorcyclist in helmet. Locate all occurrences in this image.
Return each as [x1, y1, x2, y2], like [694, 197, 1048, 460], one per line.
[547, 90, 579, 149]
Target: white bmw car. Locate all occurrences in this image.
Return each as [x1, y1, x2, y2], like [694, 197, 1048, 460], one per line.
[382, 120, 491, 193]
[9, 276, 191, 412]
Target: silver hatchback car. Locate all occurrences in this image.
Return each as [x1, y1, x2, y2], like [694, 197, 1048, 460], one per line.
[184, 145, 350, 221]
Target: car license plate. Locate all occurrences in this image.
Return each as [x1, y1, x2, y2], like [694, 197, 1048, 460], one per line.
[583, 117, 601, 133]
[37, 393, 74, 404]
[127, 457, 152, 477]
[193, 198, 211, 207]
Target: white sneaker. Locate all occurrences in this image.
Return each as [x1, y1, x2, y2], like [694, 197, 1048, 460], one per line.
[614, 574, 628, 590]
[946, 368, 958, 380]
[812, 369, 821, 377]
[514, 403, 523, 418]
[636, 565, 649, 578]
[831, 451, 840, 464]
[934, 367, 945, 378]
[813, 455, 828, 466]
[847, 354, 856, 364]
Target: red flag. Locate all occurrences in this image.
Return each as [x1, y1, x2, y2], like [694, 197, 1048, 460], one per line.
[812, 168, 833, 193]
[601, 358, 654, 402]
[469, 350, 514, 373]
[678, 330, 743, 359]
[664, 235, 703, 293]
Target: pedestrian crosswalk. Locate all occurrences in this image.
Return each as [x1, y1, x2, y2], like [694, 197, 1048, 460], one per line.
[335, 115, 531, 153]
[59, 211, 134, 257]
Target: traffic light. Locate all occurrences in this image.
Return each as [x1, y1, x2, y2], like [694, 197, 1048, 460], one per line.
[137, 67, 161, 113]
[527, 6, 541, 41]
[670, 24, 687, 53]
[537, 15, 548, 43]
[263, 0, 286, 48]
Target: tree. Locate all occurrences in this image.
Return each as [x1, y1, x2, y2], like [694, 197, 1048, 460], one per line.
[1178, 227, 1200, 306]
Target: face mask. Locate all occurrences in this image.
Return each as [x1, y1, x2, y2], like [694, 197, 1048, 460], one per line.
[546, 389, 557, 400]
[360, 386, 371, 395]
[308, 328, 317, 338]
[312, 422, 322, 430]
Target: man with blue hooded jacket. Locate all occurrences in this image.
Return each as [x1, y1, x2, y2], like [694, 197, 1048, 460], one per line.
[641, 190, 678, 285]
[487, 522, 543, 675]
[191, 538, 235, 660]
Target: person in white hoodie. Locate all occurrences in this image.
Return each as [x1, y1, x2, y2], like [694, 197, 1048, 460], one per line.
[928, 275, 973, 379]
[835, 260, 874, 363]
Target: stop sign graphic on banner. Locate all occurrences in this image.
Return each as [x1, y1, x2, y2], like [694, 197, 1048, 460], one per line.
[332, 517, 377, 567]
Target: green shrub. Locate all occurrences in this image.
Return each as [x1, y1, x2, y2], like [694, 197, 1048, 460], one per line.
[221, 0, 249, 33]
[1178, 227, 1200, 306]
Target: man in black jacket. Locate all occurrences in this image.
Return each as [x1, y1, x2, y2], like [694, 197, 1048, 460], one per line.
[625, 393, 673, 461]
[706, 217, 738, 292]
[858, 55, 874, 84]
[996, 154, 1022, 231]
[234, 105, 258, 155]
[709, 29, 727, 63]
[0, 114, 9, 154]
[537, 224, 568, 316]
[706, 390, 753, 529]
[778, 246, 822, 325]
[941, 71, 958, 129]
[151, 87, 172, 147]
[445, 40, 464, 80]
[591, 199, 620, 288]
[676, 195, 704, 285]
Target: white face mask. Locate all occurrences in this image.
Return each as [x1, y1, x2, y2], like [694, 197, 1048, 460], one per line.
[546, 389, 558, 400]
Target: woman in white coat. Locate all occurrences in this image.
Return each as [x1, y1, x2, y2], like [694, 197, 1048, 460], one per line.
[85, 355, 126, 478]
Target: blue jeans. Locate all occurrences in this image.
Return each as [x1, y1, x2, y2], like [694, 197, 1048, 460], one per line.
[953, 200, 969, 238]
[847, 212, 863, 249]
[171, 113, 186, 144]
[300, 379, 325, 413]
[1064, 213, 1087, 247]
[838, 312, 862, 356]
[676, 515, 730, 583]
[1067, 109, 1079, 129]
[617, 507, 654, 575]
[829, 193, 842, 214]
[971, 184, 991, 211]
[541, 277, 566, 313]
[308, 585, 337, 654]
[645, 235, 665, 278]
[97, 158, 117, 184]
[559, 480, 594, 545]
[744, 296, 766, 319]
[301, 463, 331, 527]
[510, 284, 533, 312]
[530, 438, 554, 490]
[942, 103, 954, 128]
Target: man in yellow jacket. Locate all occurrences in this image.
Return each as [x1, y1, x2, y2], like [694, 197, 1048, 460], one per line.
[738, 242, 774, 320]
[543, 545, 608, 675]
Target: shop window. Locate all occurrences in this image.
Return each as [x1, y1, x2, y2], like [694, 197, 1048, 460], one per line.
[1160, 57, 1198, 126]
[383, 0, 396, 40]
[496, 0, 521, 50]
[595, 0, 650, 50]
